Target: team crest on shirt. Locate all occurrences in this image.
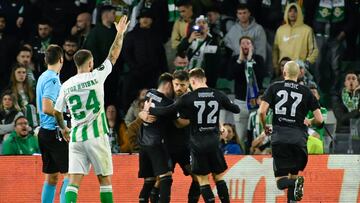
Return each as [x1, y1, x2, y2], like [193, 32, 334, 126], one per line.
[52, 79, 57, 85]
[97, 64, 105, 71]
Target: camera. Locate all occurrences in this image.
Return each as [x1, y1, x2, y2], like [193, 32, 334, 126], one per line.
[192, 25, 202, 33]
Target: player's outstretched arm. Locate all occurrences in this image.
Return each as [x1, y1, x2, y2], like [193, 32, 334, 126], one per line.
[144, 98, 179, 117]
[107, 15, 130, 65]
[220, 93, 240, 114]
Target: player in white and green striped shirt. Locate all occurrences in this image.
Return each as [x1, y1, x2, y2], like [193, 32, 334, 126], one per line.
[53, 16, 129, 203]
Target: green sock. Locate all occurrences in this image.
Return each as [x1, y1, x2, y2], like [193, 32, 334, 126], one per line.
[65, 184, 79, 203]
[100, 185, 113, 203]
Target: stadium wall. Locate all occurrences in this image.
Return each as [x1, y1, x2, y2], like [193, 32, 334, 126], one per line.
[0, 155, 359, 203]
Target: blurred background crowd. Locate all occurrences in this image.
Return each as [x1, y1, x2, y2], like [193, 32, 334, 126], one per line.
[0, 0, 359, 155]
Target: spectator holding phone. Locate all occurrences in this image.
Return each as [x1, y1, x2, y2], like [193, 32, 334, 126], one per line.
[177, 15, 221, 88]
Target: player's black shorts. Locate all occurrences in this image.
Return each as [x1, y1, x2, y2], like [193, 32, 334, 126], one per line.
[190, 146, 228, 176]
[38, 128, 69, 174]
[138, 144, 171, 178]
[272, 143, 308, 177]
[169, 147, 191, 176]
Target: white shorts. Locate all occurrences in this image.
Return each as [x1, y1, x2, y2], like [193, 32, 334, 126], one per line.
[69, 135, 113, 176]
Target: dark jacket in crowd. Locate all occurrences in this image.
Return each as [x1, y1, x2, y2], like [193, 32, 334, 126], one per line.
[123, 25, 168, 79]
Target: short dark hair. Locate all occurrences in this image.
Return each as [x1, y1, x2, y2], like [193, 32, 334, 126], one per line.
[173, 70, 189, 81]
[64, 36, 79, 45]
[0, 13, 6, 20]
[175, 0, 192, 7]
[158, 72, 173, 86]
[15, 116, 27, 125]
[73, 49, 93, 68]
[239, 36, 253, 44]
[45, 44, 63, 65]
[236, 3, 249, 11]
[100, 4, 116, 15]
[38, 19, 51, 26]
[189, 68, 206, 79]
[345, 70, 359, 81]
[17, 45, 32, 55]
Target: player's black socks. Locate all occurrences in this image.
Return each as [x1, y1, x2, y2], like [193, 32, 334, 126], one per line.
[287, 186, 296, 202]
[150, 187, 159, 203]
[276, 177, 295, 190]
[200, 185, 215, 203]
[139, 179, 156, 203]
[188, 180, 200, 203]
[159, 176, 173, 203]
[216, 180, 230, 203]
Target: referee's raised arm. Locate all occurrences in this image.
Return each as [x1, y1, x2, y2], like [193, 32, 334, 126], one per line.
[106, 15, 130, 65]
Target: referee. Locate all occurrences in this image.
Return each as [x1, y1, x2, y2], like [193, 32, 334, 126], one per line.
[36, 45, 69, 203]
[259, 61, 323, 202]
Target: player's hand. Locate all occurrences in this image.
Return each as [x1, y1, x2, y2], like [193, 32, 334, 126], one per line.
[304, 118, 311, 127]
[61, 127, 71, 142]
[114, 15, 130, 35]
[143, 98, 152, 112]
[139, 110, 157, 123]
[264, 125, 272, 136]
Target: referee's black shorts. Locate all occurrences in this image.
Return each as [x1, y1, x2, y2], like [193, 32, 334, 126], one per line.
[138, 144, 171, 178]
[272, 143, 308, 177]
[38, 128, 69, 174]
[169, 147, 191, 176]
[190, 146, 228, 176]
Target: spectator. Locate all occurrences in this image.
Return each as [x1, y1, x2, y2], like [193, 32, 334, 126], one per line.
[106, 105, 132, 153]
[126, 117, 143, 153]
[2, 116, 39, 155]
[122, 10, 168, 108]
[60, 36, 79, 83]
[32, 0, 81, 41]
[308, 0, 356, 94]
[271, 56, 292, 82]
[0, 14, 19, 93]
[170, 0, 194, 49]
[272, 3, 318, 77]
[332, 71, 360, 133]
[8, 63, 35, 108]
[125, 88, 148, 126]
[70, 12, 92, 48]
[83, 4, 119, 106]
[296, 59, 316, 86]
[139, 0, 169, 42]
[177, 15, 222, 88]
[305, 83, 327, 154]
[220, 123, 244, 155]
[29, 19, 60, 74]
[7, 63, 38, 129]
[15, 46, 37, 87]
[206, 7, 235, 40]
[227, 36, 267, 141]
[0, 91, 23, 143]
[224, 4, 267, 61]
[0, 0, 31, 40]
[247, 91, 272, 155]
[83, 4, 116, 67]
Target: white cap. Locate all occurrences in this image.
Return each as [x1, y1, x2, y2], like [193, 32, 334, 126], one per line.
[195, 15, 207, 23]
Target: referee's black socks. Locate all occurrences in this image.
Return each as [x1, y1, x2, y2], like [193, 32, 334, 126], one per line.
[276, 177, 295, 190]
[200, 184, 215, 203]
[139, 179, 156, 203]
[159, 175, 173, 203]
[216, 180, 230, 203]
[188, 180, 200, 203]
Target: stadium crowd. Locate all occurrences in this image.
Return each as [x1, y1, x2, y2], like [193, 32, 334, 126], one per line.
[0, 0, 360, 156]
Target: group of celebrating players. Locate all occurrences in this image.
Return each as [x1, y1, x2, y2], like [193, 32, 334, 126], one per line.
[36, 15, 324, 203]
